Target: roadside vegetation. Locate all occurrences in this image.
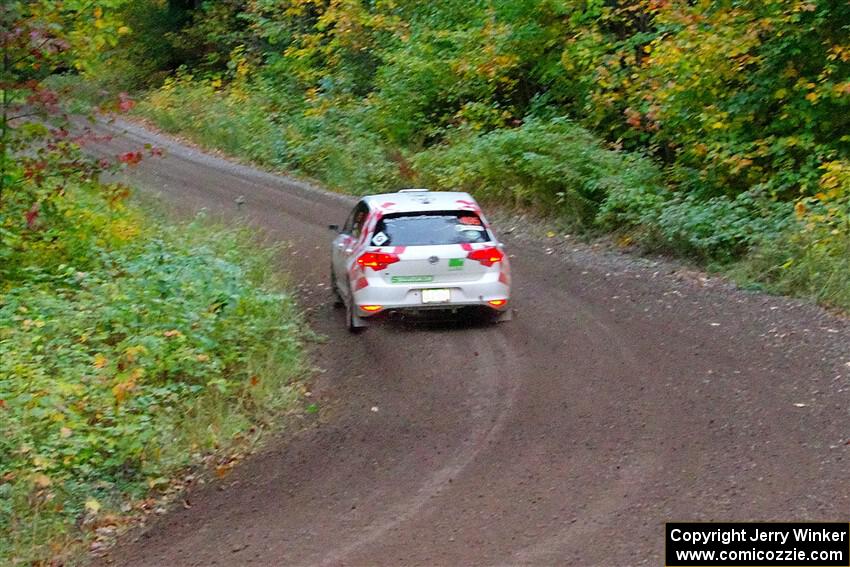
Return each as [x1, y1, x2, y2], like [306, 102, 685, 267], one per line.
[1, 2, 306, 563]
[0, 192, 306, 564]
[76, 0, 849, 309]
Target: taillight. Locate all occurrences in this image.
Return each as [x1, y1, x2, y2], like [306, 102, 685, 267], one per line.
[357, 252, 400, 271]
[487, 299, 508, 308]
[467, 246, 504, 267]
[359, 305, 384, 312]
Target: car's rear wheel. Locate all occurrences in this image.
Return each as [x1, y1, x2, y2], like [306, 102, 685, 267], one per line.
[330, 264, 344, 308]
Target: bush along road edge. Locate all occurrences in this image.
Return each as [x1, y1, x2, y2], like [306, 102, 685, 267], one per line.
[0, 182, 310, 565]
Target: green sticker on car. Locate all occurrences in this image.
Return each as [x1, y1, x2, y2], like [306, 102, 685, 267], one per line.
[391, 275, 434, 283]
[448, 258, 465, 270]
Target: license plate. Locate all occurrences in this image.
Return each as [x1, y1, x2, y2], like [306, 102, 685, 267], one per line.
[421, 288, 451, 303]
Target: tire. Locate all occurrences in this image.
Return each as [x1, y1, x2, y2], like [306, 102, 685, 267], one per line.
[330, 264, 344, 308]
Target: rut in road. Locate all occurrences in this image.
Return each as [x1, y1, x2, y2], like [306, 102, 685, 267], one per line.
[90, 119, 850, 567]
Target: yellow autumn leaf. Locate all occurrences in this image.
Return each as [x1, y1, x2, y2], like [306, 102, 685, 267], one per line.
[124, 345, 147, 363]
[112, 378, 137, 403]
[32, 473, 52, 488]
[93, 354, 108, 369]
[85, 498, 101, 514]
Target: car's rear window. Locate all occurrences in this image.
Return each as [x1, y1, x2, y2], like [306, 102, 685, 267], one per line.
[371, 211, 491, 246]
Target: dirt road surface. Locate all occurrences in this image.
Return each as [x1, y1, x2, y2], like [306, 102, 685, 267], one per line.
[89, 119, 850, 566]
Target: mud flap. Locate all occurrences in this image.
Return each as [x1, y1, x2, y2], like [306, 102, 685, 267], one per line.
[496, 308, 514, 322]
[347, 301, 369, 332]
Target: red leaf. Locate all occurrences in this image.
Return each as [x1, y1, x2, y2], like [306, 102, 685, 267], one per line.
[25, 203, 40, 229]
[117, 92, 135, 113]
[118, 151, 143, 166]
[26, 88, 58, 107]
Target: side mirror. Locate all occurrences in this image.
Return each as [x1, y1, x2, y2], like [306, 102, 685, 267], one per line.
[328, 224, 340, 232]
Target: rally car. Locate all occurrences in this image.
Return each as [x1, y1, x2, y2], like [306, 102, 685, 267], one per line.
[329, 189, 512, 331]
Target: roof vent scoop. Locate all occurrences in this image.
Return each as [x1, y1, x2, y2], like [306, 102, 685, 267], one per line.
[398, 188, 430, 193]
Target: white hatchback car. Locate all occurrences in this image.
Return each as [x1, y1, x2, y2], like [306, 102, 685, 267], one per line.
[330, 189, 512, 331]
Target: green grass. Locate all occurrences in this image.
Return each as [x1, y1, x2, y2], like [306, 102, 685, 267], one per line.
[0, 188, 307, 565]
[731, 225, 850, 310]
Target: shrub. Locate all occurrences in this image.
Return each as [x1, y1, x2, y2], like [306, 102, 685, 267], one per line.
[140, 71, 284, 166]
[740, 220, 850, 309]
[279, 103, 404, 194]
[412, 116, 665, 227]
[736, 161, 850, 309]
[138, 74, 402, 194]
[653, 191, 793, 262]
[0, 187, 305, 564]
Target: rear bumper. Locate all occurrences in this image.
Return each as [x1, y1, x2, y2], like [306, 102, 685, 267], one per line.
[352, 276, 510, 316]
